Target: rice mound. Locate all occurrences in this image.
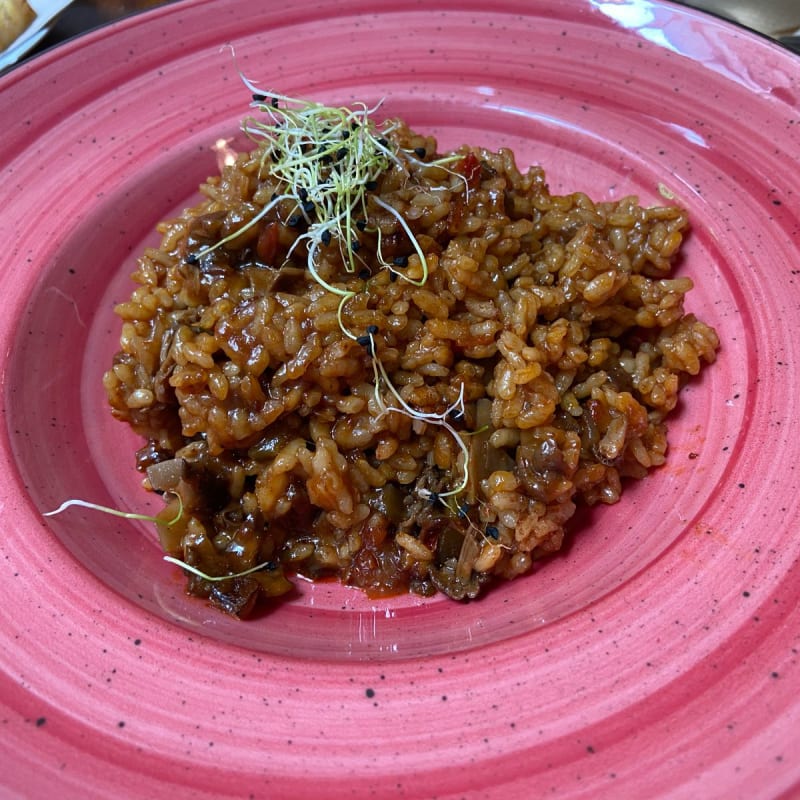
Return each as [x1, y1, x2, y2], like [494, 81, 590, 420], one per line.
[104, 120, 719, 617]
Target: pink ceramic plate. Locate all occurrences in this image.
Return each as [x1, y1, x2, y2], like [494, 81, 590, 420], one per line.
[1, 0, 799, 797]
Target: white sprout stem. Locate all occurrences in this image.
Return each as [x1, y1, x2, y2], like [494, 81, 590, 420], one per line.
[162, 556, 273, 582]
[370, 196, 429, 286]
[367, 340, 469, 498]
[459, 510, 513, 551]
[304, 240, 354, 299]
[44, 495, 183, 526]
[336, 292, 359, 341]
[194, 193, 290, 259]
[373, 349, 465, 424]
[431, 420, 470, 499]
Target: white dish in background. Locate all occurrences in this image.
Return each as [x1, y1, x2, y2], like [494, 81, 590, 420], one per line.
[0, 0, 73, 70]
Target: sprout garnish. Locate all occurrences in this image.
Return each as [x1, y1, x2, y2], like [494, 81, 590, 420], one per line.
[44, 494, 183, 526]
[162, 556, 275, 583]
[192, 82, 476, 505]
[366, 340, 470, 500]
[45, 495, 276, 582]
[194, 86, 457, 284]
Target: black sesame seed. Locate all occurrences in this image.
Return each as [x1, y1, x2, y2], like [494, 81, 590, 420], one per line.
[264, 561, 277, 571]
[321, 230, 332, 246]
[358, 268, 371, 279]
[378, 137, 389, 147]
[302, 200, 315, 214]
[185, 253, 199, 265]
[365, 180, 378, 191]
[393, 255, 408, 267]
[297, 187, 308, 201]
[458, 503, 470, 518]
[271, 97, 279, 108]
[356, 219, 367, 231]
[389, 271, 398, 282]
[252, 93, 267, 102]
[414, 146, 426, 158]
[486, 526, 499, 540]
[428, 492, 439, 505]
[351, 240, 361, 253]
[356, 334, 375, 355]
[367, 324, 379, 334]
[287, 214, 302, 228]
[336, 147, 348, 160]
[448, 408, 464, 421]
[341, 129, 351, 139]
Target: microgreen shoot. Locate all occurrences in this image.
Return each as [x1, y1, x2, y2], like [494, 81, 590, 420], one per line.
[162, 556, 275, 582]
[43, 495, 278, 583]
[44, 494, 183, 526]
[363, 334, 470, 500]
[194, 88, 402, 276]
[193, 83, 463, 288]
[437, 494, 511, 551]
[370, 195, 429, 285]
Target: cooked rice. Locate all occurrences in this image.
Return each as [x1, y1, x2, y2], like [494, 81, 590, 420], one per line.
[104, 119, 719, 617]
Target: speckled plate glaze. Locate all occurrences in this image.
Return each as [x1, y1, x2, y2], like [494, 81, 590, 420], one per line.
[1, 0, 799, 797]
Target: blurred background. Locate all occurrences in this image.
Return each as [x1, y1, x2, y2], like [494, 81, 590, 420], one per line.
[681, 0, 799, 38]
